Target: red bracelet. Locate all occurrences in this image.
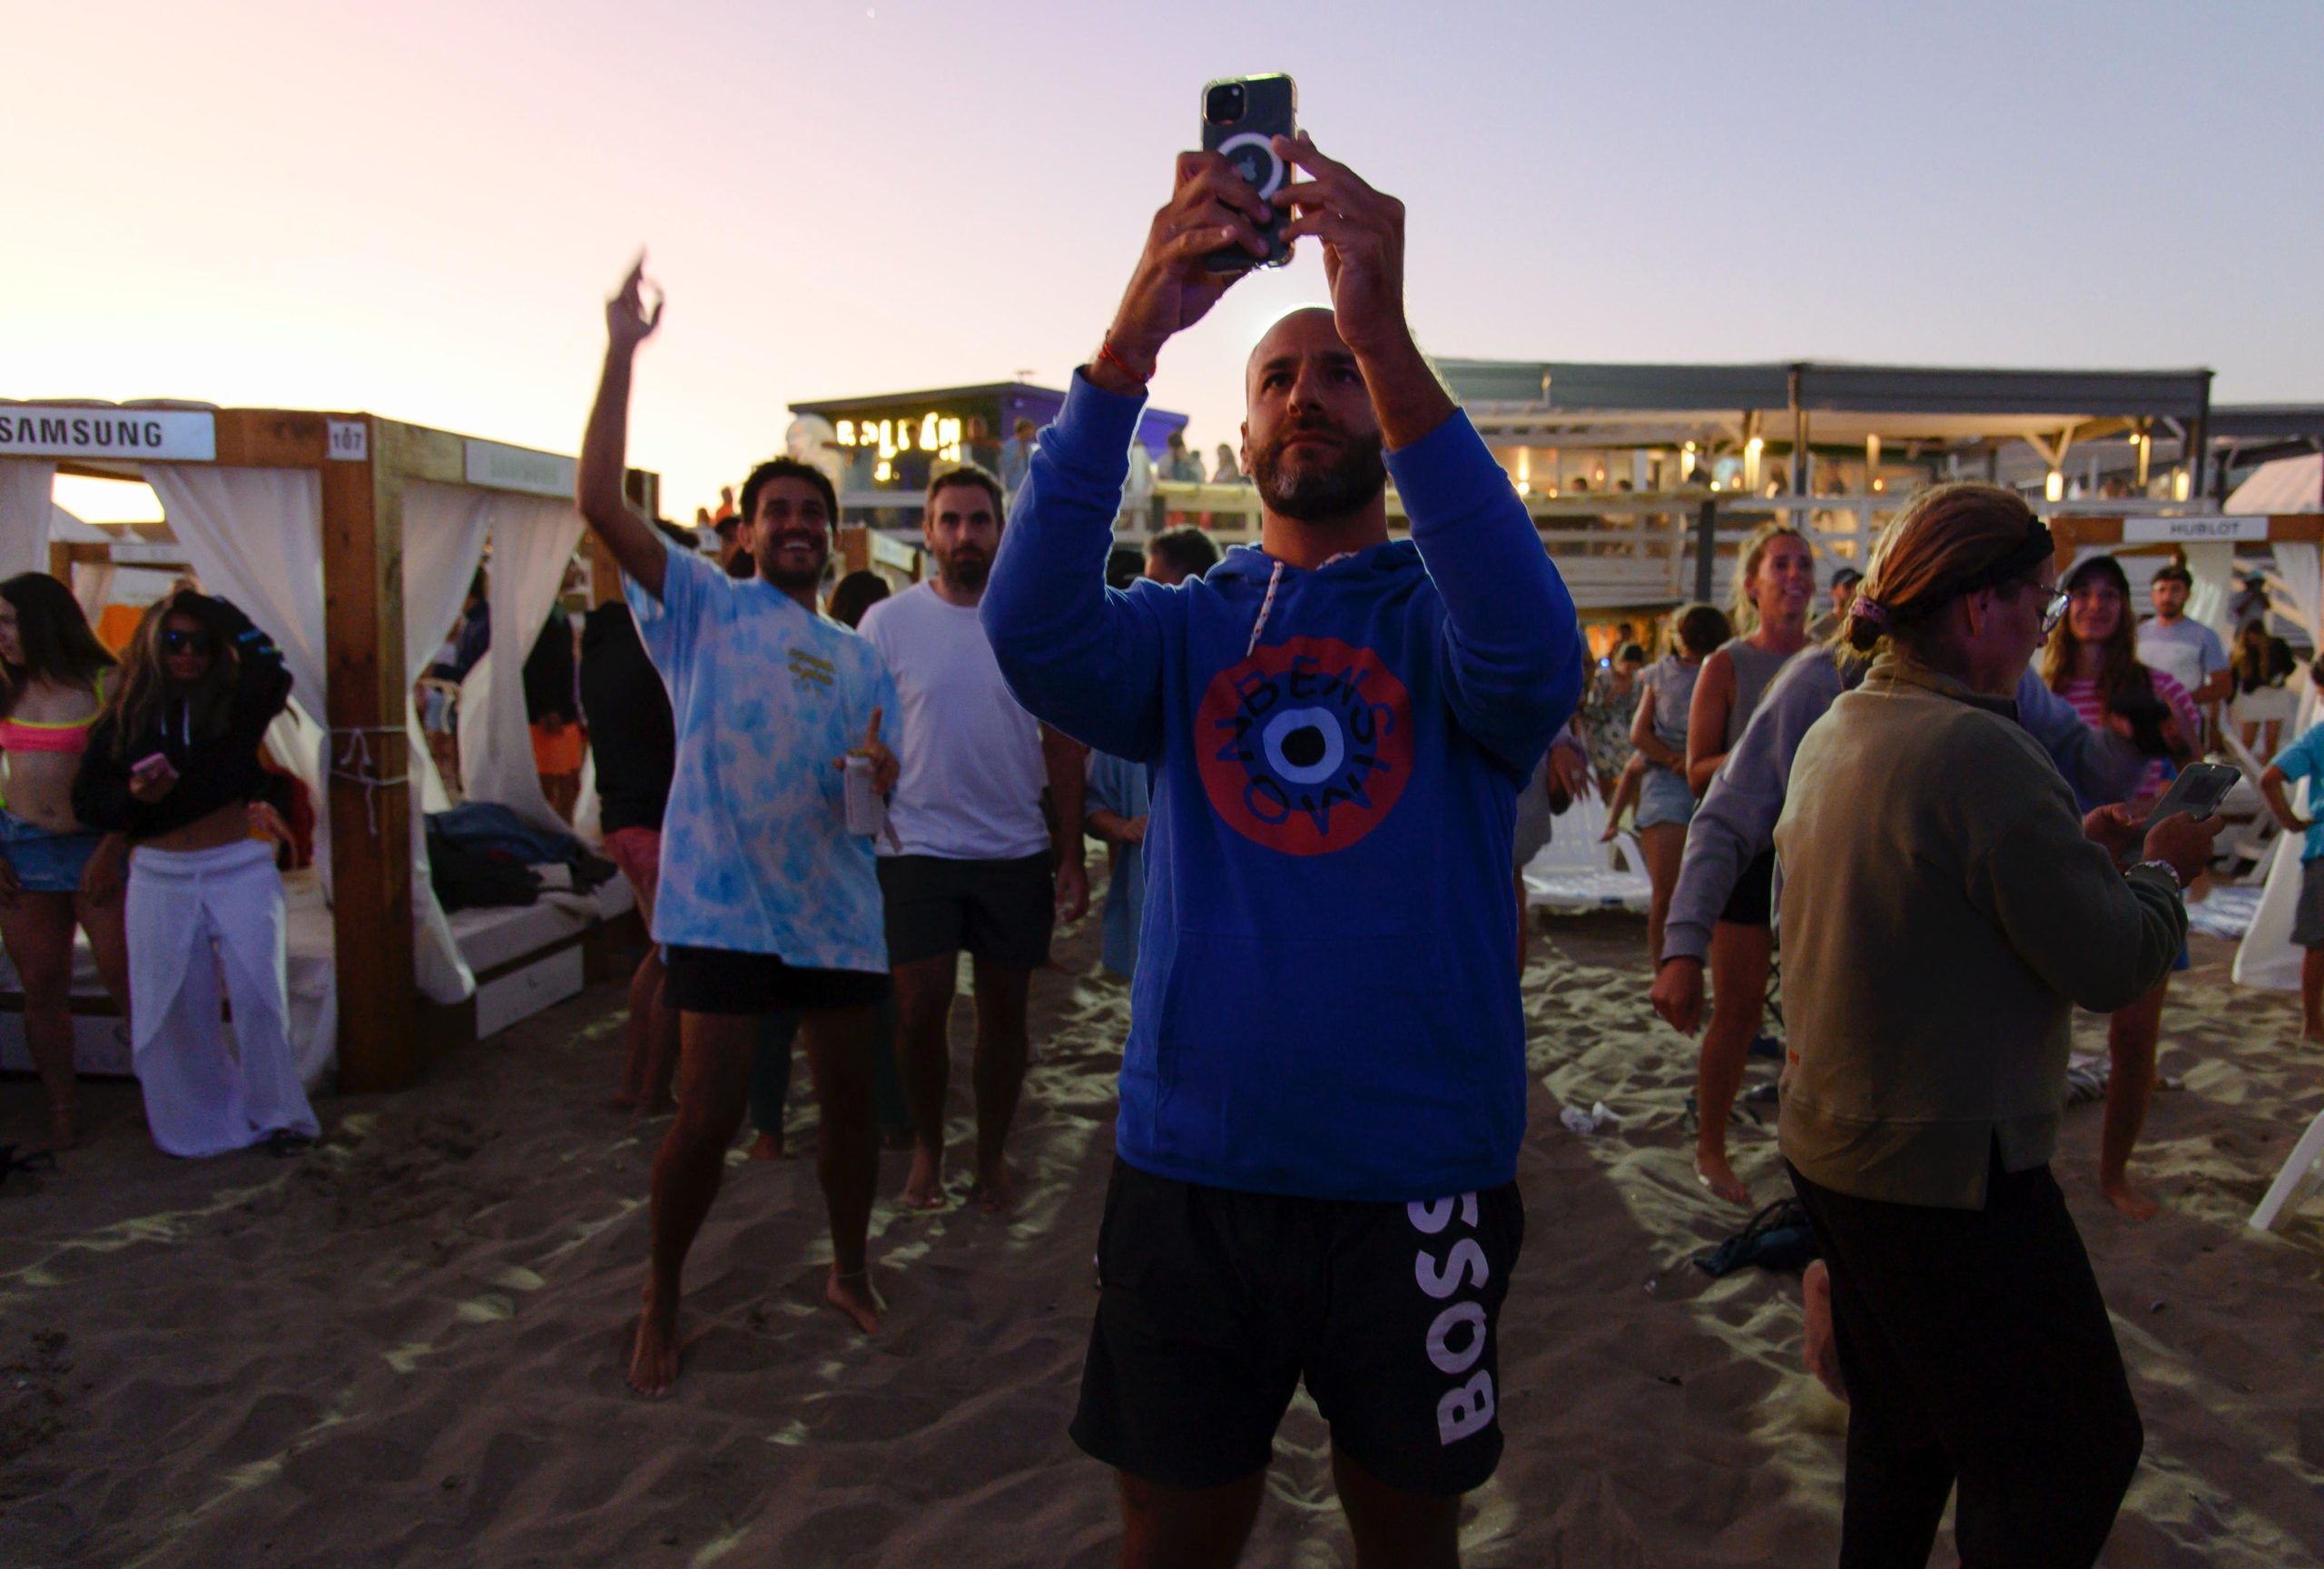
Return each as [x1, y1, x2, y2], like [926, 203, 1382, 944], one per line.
[1097, 337, 1153, 386]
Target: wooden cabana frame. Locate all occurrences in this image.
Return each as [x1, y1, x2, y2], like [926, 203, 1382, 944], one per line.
[19, 407, 656, 1092]
[2048, 512, 2324, 567]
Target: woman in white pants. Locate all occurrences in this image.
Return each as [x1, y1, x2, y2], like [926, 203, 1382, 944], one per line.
[75, 592, 316, 1158]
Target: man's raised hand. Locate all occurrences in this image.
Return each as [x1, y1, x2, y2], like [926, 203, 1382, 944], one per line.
[1273, 133, 1409, 360]
[1095, 153, 1274, 391]
[606, 255, 665, 355]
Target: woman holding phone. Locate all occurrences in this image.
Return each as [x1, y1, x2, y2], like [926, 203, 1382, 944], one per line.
[0, 574, 131, 1150]
[2044, 554, 2201, 1217]
[74, 591, 316, 1158]
[1778, 485, 2208, 1564]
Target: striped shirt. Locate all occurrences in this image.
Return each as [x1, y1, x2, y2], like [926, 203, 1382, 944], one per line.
[2053, 668, 2200, 802]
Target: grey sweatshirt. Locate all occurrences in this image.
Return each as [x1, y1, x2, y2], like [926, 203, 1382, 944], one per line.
[1662, 647, 2152, 965]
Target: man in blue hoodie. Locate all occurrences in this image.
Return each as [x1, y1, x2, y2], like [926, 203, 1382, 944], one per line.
[982, 133, 1583, 1565]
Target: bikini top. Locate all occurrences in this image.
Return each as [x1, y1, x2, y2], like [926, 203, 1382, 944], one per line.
[0, 676, 106, 755]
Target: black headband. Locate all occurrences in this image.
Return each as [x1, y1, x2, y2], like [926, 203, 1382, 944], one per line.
[1918, 517, 2055, 607]
[1865, 516, 2054, 627]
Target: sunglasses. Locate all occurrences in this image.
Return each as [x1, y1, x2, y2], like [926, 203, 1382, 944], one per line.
[161, 628, 214, 656]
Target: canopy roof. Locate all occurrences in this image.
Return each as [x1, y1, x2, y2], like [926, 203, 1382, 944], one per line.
[1443, 358, 2216, 461]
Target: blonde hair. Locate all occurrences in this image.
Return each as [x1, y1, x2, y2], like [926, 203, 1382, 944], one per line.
[1728, 523, 1807, 635]
[1845, 484, 2047, 657]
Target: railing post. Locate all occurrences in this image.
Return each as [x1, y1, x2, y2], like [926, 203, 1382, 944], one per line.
[1693, 498, 1718, 604]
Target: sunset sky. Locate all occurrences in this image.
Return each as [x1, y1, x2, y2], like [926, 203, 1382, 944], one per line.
[13, 0, 2323, 520]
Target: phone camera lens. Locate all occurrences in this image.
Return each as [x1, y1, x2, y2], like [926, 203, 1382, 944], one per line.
[1206, 83, 1246, 123]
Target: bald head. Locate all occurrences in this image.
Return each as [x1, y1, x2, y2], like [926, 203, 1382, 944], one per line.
[1240, 306, 1386, 527]
[1245, 307, 1348, 399]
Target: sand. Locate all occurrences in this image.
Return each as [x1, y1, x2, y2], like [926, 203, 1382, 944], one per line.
[3, 897, 2322, 1567]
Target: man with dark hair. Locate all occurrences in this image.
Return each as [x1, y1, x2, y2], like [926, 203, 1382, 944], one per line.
[983, 133, 1582, 1562]
[578, 259, 901, 1391]
[1144, 526, 1218, 586]
[1807, 565, 1862, 642]
[857, 463, 1089, 1213]
[2139, 560, 2231, 737]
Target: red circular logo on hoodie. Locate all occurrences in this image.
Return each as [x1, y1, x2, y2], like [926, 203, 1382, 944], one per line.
[1195, 636, 1413, 855]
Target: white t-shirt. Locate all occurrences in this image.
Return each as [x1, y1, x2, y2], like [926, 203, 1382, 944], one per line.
[858, 581, 1049, 861]
[2136, 616, 2227, 703]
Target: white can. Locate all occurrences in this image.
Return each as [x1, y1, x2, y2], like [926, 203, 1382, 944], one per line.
[842, 754, 886, 837]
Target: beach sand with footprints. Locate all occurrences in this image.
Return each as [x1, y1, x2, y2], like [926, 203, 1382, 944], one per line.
[4, 899, 2321, 1566]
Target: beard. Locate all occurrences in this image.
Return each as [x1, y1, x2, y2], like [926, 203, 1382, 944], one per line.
[937, 548, 991, 593]
[1248, 419, 1387, 522]
[755, 534, 829, 593]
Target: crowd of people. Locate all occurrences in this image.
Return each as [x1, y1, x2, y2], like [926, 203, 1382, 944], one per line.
[7, 127, 2303, 1569]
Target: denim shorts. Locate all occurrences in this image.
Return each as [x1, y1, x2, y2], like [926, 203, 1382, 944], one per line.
[0, 809, 102, 893]
[1636, 765, 1696, 831]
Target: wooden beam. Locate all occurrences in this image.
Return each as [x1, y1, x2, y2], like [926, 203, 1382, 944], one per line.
[319, 417, 419, 1092]
[212, 409, 330, 468]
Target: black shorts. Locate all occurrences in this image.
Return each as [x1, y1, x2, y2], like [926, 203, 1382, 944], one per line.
[663, 945, 891, 1016]
[877, 853, 1053, 970]
[1072, 1159, 1524, 1497]
[1719, 849, 1776, 928]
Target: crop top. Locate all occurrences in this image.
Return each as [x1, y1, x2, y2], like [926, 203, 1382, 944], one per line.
[74, 599, 292, 840]
[0, 674, 106, 755]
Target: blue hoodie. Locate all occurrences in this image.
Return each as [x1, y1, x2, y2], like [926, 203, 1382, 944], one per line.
[982, 373, 1583, 1202]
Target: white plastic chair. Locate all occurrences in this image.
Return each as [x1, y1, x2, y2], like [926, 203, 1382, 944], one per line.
[2249, 1108, 2324, 1232]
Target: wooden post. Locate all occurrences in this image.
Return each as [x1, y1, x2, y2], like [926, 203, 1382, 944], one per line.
[320, 416, 419, 1091]
[1693, 498, 1718, 604]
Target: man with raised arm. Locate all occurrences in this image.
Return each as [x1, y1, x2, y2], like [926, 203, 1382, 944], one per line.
[578, 261, 900, 1396]
[981, 133, 1585, 1567]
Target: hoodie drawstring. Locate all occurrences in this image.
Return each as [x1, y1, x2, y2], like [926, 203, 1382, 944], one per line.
[1246, 559, 1286, 656]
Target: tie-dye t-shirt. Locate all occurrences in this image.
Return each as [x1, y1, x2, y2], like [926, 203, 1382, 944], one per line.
[625, 540, 897, 972]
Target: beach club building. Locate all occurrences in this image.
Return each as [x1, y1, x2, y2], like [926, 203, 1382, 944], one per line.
[787, 380, 1188, 527]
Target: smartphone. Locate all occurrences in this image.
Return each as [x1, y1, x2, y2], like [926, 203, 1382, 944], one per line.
[2137, 761, 2240, 839]
[1201, 74, 1297, 274]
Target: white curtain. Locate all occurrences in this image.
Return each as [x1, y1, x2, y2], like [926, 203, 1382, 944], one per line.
[2181, 539, 2235, 641]
[2233, 539, 2323, 991]
[141, 465, 329, 819]
[458, 495, 583, 830]
[0, 462, 57, 581]
[399, 483, 496, 1002]
[140, 464, 338, 1066]
[70, 560, 116, 621]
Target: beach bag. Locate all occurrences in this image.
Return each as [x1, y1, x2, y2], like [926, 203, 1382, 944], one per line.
[1692, 1197, 1819, 1278]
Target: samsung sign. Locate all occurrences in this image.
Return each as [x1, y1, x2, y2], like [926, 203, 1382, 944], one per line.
[0, 407, 218, 462]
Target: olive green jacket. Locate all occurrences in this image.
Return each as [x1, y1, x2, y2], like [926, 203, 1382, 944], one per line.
[1775, 656, 2185, 1209]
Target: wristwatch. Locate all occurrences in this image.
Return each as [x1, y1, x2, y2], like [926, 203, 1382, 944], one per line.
[2131, 858, 2188, 892]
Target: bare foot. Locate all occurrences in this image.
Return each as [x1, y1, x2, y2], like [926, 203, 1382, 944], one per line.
[1694, 1147, 1753, 1205]
[898, 1145, 946, 1211]
[627, 1293, 680, 1397]
[747, 1130, 784, 1162]
[825, 1269, 884, 1335]
[2102, 1173, 2160, 1219]
[970, 1162, 1019, 1214]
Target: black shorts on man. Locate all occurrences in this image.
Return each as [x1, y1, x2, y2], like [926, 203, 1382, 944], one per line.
[664, 944, 891, 1016]
[877, 852, 1054, 970]
[1071, 1159, 1524, 1496]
